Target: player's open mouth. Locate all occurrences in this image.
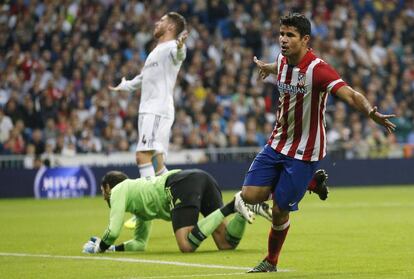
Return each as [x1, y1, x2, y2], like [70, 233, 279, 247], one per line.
[281, 46, 288, 51]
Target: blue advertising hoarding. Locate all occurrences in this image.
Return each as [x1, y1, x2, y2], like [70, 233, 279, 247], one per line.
[33, 166, 97, 199]
[0, 158, 413, 198]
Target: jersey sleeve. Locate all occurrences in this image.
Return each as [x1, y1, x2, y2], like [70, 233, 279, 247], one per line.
[123, 218, 152, 251]
[101, 185, 127, 245]
[117, 74, 143, 91]
[169, 44, 186, 65]
[314, 61, 347, 95]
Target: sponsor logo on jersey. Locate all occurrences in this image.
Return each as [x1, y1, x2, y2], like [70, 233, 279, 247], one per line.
[277, 81, 306, 95]
[143, 61, 159, 70]
[34, 166, 96, 199]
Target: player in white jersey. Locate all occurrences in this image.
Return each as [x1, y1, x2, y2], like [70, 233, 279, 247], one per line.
[109, 12, 187, 228]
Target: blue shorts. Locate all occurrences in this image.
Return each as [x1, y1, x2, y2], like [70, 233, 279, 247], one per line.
[243, 145, 319, 211]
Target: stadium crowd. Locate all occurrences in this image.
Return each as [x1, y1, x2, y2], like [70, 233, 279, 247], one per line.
[0, 0, 413, 168]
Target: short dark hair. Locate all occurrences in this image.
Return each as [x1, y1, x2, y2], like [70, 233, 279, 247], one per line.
[280, 13, 311, 37]
[167, 12, 187, 37]
[101, 171, 128, 189]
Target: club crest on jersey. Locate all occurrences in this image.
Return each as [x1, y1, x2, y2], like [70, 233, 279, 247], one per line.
[297, 73, 306, 87]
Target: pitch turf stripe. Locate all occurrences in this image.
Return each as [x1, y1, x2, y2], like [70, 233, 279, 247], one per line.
[306, 202, 414, 208]
[0, 252, 247, 270]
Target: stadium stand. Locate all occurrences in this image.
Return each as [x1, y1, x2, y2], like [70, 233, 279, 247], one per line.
[0, 0, 413, 168]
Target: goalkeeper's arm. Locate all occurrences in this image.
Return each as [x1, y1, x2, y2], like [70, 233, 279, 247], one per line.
[99, 238, 111, 251]
[111, 219, 152, 252]
[82, 237, 112, 253]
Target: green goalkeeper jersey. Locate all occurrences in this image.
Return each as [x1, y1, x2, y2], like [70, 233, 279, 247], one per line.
[101, 169, 180, 247]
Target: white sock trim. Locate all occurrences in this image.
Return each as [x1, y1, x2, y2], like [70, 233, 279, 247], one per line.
[272, 219, 290, 231]
[138, 163, 155, 178]
[155, 166, 168, 176]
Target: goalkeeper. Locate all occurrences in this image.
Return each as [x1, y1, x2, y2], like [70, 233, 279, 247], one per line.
[82, 169, 272, 253]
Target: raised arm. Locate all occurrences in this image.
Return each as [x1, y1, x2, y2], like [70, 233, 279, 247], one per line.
[170, 31, 188, 65]
[335, 85, 396, 133]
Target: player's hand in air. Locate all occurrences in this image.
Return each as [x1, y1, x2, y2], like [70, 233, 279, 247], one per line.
[108, 77, 127, 92]
[176, 30, 188, 49]
[82, 236, 103, 254]
[369, 106, 396, 134]
[253, 56, 271, 80]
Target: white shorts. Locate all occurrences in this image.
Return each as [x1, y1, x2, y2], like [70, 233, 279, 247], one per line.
[136, 113, 174, 156]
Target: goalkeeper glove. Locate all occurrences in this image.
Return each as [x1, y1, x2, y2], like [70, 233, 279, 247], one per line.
[82, 236, 103, 254]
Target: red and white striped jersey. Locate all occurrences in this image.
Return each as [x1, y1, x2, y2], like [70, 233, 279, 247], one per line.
[268, 50, 347, 161]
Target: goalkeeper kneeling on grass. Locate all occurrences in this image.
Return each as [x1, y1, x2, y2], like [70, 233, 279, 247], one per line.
[82, 169, 272, 253]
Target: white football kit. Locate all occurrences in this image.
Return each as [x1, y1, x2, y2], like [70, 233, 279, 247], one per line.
[116, 40, 186, 155]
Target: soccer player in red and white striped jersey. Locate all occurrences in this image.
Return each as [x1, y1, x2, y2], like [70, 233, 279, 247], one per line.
[240, 13, 396, 273]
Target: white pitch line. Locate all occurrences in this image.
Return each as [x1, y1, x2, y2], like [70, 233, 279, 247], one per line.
[0, 252, 248, 270]
[124, 268, 293, 279]
[124, 272, 247, 279]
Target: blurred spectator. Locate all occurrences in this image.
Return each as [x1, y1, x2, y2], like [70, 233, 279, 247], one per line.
[0, 107, 13, 144]
[3, 127, 25, 154]
[23, 143, 36, 169]
[43, 118, 57, 142]
[206, 120, 227, 148]
[343, 131, 370, 159]
[30, 128, 45, 155]
[391, 104, 412, 143]
[366, 128, 389, 158]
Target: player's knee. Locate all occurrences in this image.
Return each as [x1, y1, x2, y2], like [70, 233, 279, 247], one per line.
[218, 244, 235, 251]
[241, 186, 269, 204]
[178, 243, 195, 253]
[272, 205, 289, 223]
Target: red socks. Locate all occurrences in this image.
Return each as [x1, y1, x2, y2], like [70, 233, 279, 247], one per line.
[307, 176, 317, 191]
[265, 220, 290, 265]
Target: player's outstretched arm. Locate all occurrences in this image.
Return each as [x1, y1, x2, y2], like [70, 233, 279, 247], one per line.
[336, 85, 396, 133]
[368, 106, 396, 134]
[108, 74, 143, 92]
[253, 56, 277, 79]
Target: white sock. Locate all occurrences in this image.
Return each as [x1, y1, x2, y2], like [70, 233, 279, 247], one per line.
[155, 166, 168, 176]
[272, 219, 290, 231]
[138, 163, 155, 178]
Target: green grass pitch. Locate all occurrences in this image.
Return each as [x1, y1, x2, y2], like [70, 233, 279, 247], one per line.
[0, 186, 413, 279]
